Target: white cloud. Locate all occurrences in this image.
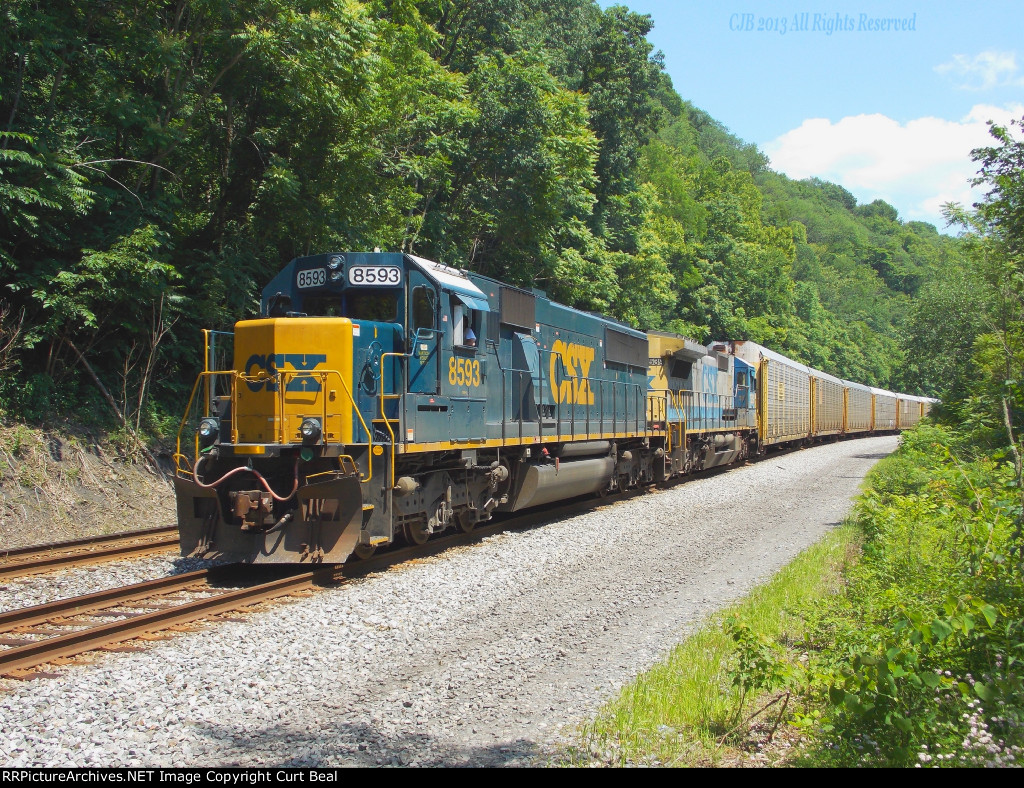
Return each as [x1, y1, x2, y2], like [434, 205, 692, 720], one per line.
[762, 104, 1024, 230]
[935, 51, 1023, 91]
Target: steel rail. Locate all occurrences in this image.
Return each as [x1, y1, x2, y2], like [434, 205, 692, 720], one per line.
[0, 526, 179, 581]
[0, 568, 327, 676]
[0, 495, 629, 675]
[0, 569, 214, 633]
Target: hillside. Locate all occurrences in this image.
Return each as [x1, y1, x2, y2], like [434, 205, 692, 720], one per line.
[0, 424, 174, 550]
[0, 0, 955, 438]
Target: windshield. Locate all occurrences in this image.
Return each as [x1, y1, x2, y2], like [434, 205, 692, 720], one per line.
[301, 290, 400, 321]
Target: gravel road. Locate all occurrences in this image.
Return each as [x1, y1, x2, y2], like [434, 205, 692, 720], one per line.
[0, 435, 898, 767]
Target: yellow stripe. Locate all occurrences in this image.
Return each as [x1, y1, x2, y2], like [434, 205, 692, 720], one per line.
[232, 445, 266, 455]
[398, 431, 654, 454]
[685, 426, 753, 435]
[218, 429, 667, 456]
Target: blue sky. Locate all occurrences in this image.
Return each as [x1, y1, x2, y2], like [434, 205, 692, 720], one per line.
[601, 1, 1024, 230]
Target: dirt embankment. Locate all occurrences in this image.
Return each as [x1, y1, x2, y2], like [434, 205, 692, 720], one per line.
[0, 424, 175, 551]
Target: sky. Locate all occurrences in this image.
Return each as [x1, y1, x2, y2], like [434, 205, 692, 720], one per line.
[600, 0, 1024, 231]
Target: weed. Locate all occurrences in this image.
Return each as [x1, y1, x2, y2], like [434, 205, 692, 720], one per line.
[5, 424, 34, 457]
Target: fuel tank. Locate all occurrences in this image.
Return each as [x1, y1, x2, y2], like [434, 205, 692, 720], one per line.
[511, 457, 614, 511]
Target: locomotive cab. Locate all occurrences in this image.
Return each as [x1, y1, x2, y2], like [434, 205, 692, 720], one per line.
[174, 254, 406, 562]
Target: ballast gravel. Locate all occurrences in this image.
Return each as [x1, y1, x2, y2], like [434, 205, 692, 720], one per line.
[0, 556, 214, 615]
[0, 436, 898, 767]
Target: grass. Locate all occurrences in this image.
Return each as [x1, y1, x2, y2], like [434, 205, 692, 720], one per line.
[561, 521, 862, 767]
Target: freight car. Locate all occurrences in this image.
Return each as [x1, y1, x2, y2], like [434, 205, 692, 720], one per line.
[173, 252, 930, 565]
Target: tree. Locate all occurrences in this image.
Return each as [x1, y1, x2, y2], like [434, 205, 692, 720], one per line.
[941, 116, 1024, 450]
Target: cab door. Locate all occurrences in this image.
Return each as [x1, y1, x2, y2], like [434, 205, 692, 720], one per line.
[407, 270, 440, 394]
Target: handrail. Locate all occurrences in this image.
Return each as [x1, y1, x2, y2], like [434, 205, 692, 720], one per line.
[544, 352, 649, 440]
[378, 350, 407, 489]
[671, 388, 754, 435]
[272, 367, 372, 464]
[174, 370, 233, 474]
[274, 368, 373, 483]
[201, 329, 235, 418]
[174, 367, 375, 484]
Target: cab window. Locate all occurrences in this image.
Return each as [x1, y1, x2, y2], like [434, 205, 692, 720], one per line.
[300, 295, 344, 316]
[347, 290, 399, 321]
[452, 301, 480, 349]
[267, 292, 292, 317]
[301, 291, 399, 321]
[412, 286, 435, 331]
[669, 359, 692, 381]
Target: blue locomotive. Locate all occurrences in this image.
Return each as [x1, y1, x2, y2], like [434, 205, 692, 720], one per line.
[174, 252, 657, 563]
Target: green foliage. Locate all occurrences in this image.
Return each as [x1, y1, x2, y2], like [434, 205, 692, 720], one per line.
[0, 0, 963, 420]
[724, 615, 794, 727]
[898, 263, 983, 399]
[780, 426, 1024, 766]
[972, 117, 1024, 258]
[938, 118, 1024, 451]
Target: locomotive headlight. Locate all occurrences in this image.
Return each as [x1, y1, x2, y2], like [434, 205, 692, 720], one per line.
[330, 269, 343, 281]
[327, 256, 344, 270]
[300, 417, 322, 443]
[197, 417, 219, 446]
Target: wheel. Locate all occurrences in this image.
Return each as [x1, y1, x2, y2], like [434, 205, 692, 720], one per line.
[456, 511, 476, 534]
[403, 519, 430, 546]
[352, 542, 377, 560]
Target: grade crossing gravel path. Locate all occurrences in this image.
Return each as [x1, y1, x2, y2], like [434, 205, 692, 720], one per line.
[0, 436, 898, 767]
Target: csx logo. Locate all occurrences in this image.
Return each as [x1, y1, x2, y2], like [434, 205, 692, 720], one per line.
[244, 354, 327, 392]
[549, 340, 595, 405]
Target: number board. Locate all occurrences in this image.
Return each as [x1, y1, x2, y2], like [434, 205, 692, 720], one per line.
[449, 357, 482, 387]
[348, 266, 402, 287]
[296, 268, 327, 289]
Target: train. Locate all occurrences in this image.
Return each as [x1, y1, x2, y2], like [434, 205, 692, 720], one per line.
[172, 252, 935, 564]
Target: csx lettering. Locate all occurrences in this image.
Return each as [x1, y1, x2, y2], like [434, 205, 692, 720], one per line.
[549, 340, 594, 405]
[245, 353, 328, 392]
[448, 357, 481, 387]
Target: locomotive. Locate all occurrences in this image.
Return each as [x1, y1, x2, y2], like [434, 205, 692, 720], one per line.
[172, 252, 933, 564]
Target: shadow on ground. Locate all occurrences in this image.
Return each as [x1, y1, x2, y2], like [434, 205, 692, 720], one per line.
[190, 717, 550, 768]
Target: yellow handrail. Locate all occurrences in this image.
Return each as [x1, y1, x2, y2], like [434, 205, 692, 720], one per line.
[271, 368, 374, 484]
[378, 351, 408, 489]
[668, 389, 687, 454]
[175, 367, 375, 483]
[174, 370, 233, 474]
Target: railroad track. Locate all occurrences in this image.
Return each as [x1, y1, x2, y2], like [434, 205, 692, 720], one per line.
[0, 565, 337, 678]
[0, 465, 790, 680]
[0, 526, 179, 580]
[0, 439, 810, 586]
[0, 492, 626, 679]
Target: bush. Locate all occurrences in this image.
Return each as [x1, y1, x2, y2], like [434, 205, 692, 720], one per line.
[789, 426, 1024, 766]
